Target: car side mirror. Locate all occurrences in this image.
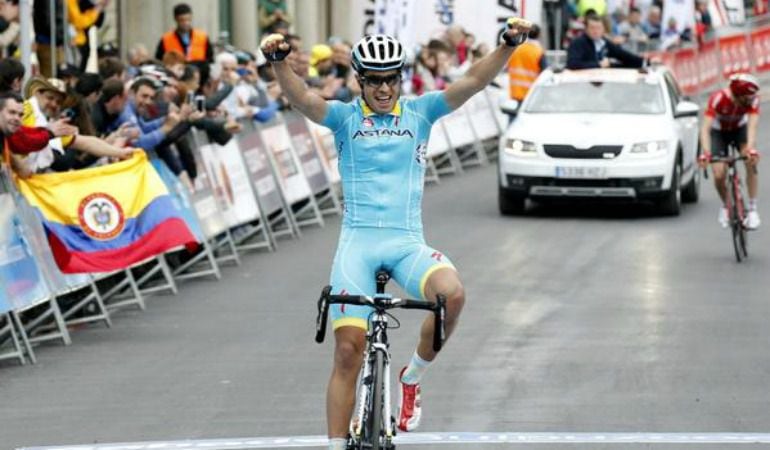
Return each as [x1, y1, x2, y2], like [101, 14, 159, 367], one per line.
[674, 101, 699, 118]
[499, 98, 520, 117]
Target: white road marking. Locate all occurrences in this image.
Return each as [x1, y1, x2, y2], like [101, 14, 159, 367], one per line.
[17, 432, 770, 449]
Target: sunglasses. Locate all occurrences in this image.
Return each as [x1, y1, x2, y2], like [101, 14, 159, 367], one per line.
[361, 73, 402, 88]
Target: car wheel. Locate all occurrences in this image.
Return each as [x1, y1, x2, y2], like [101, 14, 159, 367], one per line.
[499, 187, 526, 215]
[682, 147, 701, 204]
[658, 159, 682, 216]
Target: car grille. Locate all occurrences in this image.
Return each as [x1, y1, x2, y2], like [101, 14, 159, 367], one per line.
[543, 144, 623, 159]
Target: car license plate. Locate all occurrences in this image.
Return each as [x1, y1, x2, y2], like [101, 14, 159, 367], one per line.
[555, 166, 608, 179]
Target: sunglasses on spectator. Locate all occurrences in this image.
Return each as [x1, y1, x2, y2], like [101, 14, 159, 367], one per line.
[361, 73, 402, 88]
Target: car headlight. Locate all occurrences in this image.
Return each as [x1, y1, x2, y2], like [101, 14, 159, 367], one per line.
[629, 140, 669, 156]
[504, 139, 538, 157]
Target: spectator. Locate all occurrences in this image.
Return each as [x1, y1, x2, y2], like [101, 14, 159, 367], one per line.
[660, 17, 682, 51]
[0, 65, 79, 164]
[577, 0, 607, 17]
[90, 78, 128, 137]
[643, 5, 662, 40]
[98, 57, 126, 82]
[109, 77, 180, 153]
[17, 76, 131, 174]
[67, 0, 107, 72]
[330, 40, 352, 80]
[74, 72, 103, 107]
[695, 0, 713, 42]
[617, 6, 649, 52]
[309, 44, 333, 78]
[0, 91, 23, 142]
[155, 2, 214, 63]
[445, 25, 468, 65]
[162, 50, 186, 79]
[0, 0, 20, 58]
[58, 63, 81, 89]
[507, 24, 546, 104]
[0, 57, 24, 93]
[258, 0, 292, 35]
[411, 40, 452, 95]
[127, 43, 150, 78]
[74, 72, 101, 101]
[33, 0, 65, 77]
[567, 12, 645, 69]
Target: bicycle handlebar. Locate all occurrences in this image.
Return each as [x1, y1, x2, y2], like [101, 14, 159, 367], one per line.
[315, 286, 447, 352]
[702, 154, 758, 179]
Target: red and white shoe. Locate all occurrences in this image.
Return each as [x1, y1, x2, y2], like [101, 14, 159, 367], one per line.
[397, 367, 422, 432]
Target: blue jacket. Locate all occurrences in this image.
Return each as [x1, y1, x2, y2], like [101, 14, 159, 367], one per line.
[108, 101, 167, 151]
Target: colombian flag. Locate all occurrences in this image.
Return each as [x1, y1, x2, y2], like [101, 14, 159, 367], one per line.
[15, 151, 198, 273]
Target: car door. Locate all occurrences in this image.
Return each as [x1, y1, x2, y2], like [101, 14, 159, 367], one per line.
[664, 73, 698, 174]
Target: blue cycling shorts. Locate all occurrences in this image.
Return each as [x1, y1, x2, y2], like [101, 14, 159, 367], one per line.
[329, 227, 455, 331]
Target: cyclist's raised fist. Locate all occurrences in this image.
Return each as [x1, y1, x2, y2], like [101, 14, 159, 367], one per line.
[260, 33, 292, 62]
[500, 17, 532, 47]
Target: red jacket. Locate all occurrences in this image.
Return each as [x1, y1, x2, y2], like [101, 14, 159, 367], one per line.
[7, 126, 54, 154]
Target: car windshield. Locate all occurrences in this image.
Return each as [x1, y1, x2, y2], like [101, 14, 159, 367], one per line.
[525, 81, 666, 114]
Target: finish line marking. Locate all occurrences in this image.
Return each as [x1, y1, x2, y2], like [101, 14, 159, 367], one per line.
[17, 432, 770, 450]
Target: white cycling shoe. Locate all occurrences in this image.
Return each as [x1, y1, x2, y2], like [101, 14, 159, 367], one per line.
[718, 207, 729, 228]
[745, 210, 761, 230]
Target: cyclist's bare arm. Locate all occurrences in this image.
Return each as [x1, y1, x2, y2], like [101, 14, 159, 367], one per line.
[445, 18, 531, 110]
[745, 113, 759, 151]
[700, 115, 713, 155]
[261, 35, 328, 124]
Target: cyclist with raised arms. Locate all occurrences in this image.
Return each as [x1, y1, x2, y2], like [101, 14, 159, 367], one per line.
[699, 73, 761, 229]
[261, 19, 532, 450]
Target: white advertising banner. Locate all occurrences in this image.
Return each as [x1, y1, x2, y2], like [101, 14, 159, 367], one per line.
[307, 120, 341, 185]
[197, 143, 239, 229]
[662, 0, 696, 33]
[191, 142, 228, 239]
[216, 139, 261, 227]
[347, 0, 542, 50]
[465, 91, 499, 141]
[260, 122, 313, 205]
[709, 0, 746, 26]
[426, 120, 451, 158]
[441, 107, 477, 148]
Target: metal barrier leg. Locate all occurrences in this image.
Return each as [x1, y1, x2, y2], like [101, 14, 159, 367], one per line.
[11, 311, 36, 364]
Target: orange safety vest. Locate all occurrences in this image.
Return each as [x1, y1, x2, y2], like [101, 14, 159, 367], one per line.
[161, 28, 209, 62]
[507, 41, 544, 102]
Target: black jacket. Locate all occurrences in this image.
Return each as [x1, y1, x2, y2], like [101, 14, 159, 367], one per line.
[566, 34, 645, 70]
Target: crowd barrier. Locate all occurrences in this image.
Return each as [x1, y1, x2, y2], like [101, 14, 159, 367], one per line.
[4, 15, 770, 366]
[647, 16, 770, 98]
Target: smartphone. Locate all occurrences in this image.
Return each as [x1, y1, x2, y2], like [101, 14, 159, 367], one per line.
[186, 91, 195, 105]
[194, 95, 206, 112]
[60, 108, 76, 120]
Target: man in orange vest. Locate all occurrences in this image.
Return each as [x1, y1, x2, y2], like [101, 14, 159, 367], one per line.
[506, 24, 546, 105]
[155, 3, 214, 64]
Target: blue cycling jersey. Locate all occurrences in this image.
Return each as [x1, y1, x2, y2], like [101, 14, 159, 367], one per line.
[321, 92, 452, 233]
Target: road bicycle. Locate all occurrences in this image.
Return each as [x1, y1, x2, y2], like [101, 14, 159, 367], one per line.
[705, 143, 757, 262]
[316, 271, 446, 450]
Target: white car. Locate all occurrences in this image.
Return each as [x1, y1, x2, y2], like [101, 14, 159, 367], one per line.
[498, 67, 701, 215]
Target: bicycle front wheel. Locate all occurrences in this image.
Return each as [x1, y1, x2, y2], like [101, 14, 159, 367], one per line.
[365, 350, 386, 450]
[729, 179, 744, 262]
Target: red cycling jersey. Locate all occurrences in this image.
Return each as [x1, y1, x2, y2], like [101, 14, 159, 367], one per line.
[705, 88, 760, 131]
